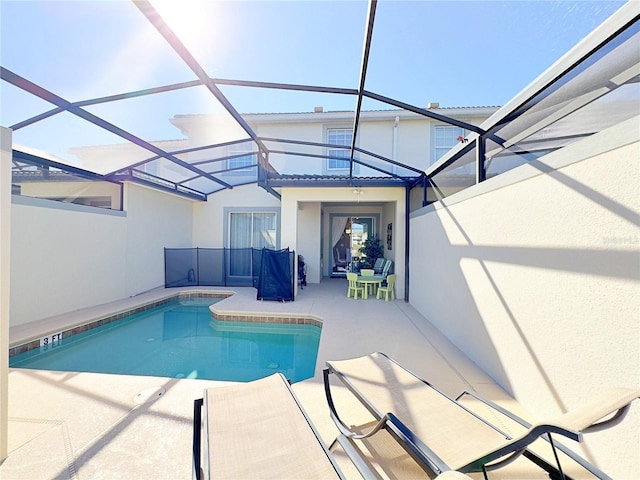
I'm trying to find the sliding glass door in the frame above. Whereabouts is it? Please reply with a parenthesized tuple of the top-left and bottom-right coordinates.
(330, 215, 375, 276)
(229, 211, 277, 277)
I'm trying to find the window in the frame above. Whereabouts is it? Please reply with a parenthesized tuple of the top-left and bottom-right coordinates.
(228, 211, 278, 277)
(434, 125, 465, 164)
(229, 211, 277, 250)
(227, 143, 255, 172)
(327, 128, 352, 170)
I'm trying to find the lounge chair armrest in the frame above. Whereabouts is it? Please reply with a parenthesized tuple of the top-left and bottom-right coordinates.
(549, 387, 640, 434)
(459, 387, 640, 435)
(323, 367, 394, 440)
(457, 389, 534, 428)
(458, 388, 639, 478)
(323, 367, 449, 474)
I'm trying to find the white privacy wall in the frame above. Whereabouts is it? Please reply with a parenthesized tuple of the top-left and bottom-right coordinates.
(1, 127, 12, 460)
(408, 117, 639, 477)
(124, 183, 193, 293)
(10, 183, 193, 326)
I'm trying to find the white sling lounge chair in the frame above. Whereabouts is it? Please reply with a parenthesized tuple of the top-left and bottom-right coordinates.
(323, 352, 639, 479)
(193, 373, 376, 480)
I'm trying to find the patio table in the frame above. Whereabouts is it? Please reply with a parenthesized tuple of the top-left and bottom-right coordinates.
(357, 275, 383, 299)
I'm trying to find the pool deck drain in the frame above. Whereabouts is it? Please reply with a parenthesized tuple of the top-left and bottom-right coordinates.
(133, 386, 166, 405)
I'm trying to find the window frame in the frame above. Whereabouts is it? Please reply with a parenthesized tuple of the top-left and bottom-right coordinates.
(224, 207, 281, 250)
(432, 124, 467, 165)
(227, 143, 256, 174)
(325, 127, 353, 172)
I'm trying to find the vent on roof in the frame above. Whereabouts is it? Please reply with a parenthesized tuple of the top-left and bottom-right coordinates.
(314, 106, 324, 113)
(426, 102, 440, 109)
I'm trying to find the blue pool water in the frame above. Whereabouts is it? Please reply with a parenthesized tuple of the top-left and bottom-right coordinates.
(10, 298, 321, 383)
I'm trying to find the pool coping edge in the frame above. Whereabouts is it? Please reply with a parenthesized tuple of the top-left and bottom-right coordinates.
(9, 289, 324, 357)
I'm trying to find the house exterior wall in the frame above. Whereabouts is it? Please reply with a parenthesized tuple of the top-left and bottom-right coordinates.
(192, 184, 281, 248)
(395, 118, 430, 166)
(1, 126, 12, 460)
(408, 116, 640, 477)
(252, 109, 495, 174)
(8, 107, 492, 322)
(258, 122, 325, 176)
(180, 108, 493, 293)
(124, 183, 193, 292)
(9, 182, 192, 326)
(281, 186, 406, 296)
(296, 202, 322, 284)
(170, 108, 496, 180)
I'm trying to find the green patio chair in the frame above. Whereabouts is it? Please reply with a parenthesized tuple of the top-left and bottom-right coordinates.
(346, 272, 364, 299)
(376, 274, 396, 301)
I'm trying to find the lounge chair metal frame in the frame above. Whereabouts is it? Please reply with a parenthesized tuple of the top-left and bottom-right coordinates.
(193, 372, 378, 480)
(323, 352, 638, 479)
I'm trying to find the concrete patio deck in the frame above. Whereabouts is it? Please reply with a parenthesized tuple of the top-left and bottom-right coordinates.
(2, 279, 602, 479)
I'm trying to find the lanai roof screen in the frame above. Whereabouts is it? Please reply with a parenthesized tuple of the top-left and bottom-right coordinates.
(1, 0, 632, 199)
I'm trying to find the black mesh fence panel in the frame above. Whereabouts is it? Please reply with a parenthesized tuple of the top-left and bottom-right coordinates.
(197, 248, 225, 286)
(256, 248, 294, 301)
(164, 247, 295, 297)
(252, 248, 262, 288)
(164, 248, 198, 287)
(225, 248, 253, 287)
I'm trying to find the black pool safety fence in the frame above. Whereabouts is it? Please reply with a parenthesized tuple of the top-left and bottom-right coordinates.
(164, 247, 295, 302)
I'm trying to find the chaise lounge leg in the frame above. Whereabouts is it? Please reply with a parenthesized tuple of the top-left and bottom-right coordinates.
(192, 398, 203, 480)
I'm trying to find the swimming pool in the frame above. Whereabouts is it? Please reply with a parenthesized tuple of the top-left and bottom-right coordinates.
(9, 297, 322, 383)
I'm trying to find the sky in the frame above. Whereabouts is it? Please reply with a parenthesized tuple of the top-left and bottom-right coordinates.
(0, 0, 629, 161)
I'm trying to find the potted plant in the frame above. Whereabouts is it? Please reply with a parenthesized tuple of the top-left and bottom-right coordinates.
(358, 235, 384, 268)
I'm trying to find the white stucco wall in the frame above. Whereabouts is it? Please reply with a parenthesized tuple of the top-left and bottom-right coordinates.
(123, 183, 194, 293)
(10, 183, 193, 326)
(1, 127, 12, 460)
(296, 202, 322, 284)
(183, 108, 495, 177)
(192, 184, 281, 248)
(409, 116, 640, 477)
(381, 200, 398, 271)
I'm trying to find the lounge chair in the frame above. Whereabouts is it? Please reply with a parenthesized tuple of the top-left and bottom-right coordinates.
(193, 373, 377, 479)
(323, 352, 639, 479)
(372, 257, 385, 274)
(333, 244, 350, 271)
(377, 259, 392, 282)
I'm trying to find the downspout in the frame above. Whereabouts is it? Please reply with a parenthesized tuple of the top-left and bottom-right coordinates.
(392, 116, 399, 174)
(404, 185, 410, 302)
